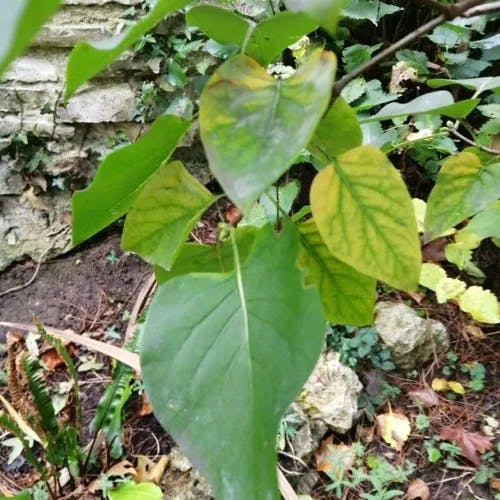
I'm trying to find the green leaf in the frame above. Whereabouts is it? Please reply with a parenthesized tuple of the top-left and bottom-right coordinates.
(362, 91, 479, 122)
(424, 152, 500, 240)
(343, 0, 401, 25)
(309, 97, 362, 162)
(141, 223, 324, 499)
(200, 49, 336, 213)
(310, 145, 421, 290)
(65, 0, 189, 99)
(461, 204, 500, 239)
(187, 6, 317, 66)
(246, 12, 318, 67)
(427, 77, 500, 95)
(108, 482, 163, 500)
(72, 115, 189, 246)
(154, 227, 257, 284)
(419, 263, 447, 292)
(298, 218, 376, 325)
(0, 0, 61, 77)
(342, 43, 381, 73)
(458, 286, 500, 324)
(284, 0, 348, 34)
(122, 161, 215, 270)
(445, 243, 472, 270)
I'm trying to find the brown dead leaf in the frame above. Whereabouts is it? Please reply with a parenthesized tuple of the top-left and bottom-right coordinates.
(404, 291, 425, 305)
(41, 344, 76, 371)
(88, 460, 135, 492)
(315, 436, 354, 477)
(138, 392, 153, 416)
(439, 426, 494, 465)
(135, 455, 169, 484)
(406, 478, 430, 500)
(490, 478, 500, 490)
(422, 237, 448, 262)
(408, 388, 439, 408)
(463, 324, 486, 340)
(225, 204, 241, 224)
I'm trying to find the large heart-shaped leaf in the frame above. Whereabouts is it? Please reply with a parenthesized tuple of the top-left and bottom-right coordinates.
(187, 7, 317, 66)
(0, 0, 61, 77)
(141, 223, 325, 499)
(72, 115, 189, 246)
(284, 0, 348, 34)
(309, 97, 362, 162)
(122, 161, 216, 270)
(424, 152, 500, 240)
(298, 218, 376, 325)
(200, 49, 336, 213)
(460, 203, 500, 240)
(310, 145, 421, 290)
(65, 0, 188, 99)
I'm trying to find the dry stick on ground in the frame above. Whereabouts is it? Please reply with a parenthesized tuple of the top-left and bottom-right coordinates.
(124, 273, 156, 343)
(331, 0, 493, 101)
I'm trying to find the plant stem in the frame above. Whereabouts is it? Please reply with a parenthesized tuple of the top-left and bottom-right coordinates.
(331, 0, 489, 101)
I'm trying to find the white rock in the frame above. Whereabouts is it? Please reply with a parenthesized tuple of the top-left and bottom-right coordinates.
(1, 57, 58, 83)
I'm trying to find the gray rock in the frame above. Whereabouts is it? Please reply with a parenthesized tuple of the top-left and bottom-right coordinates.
(0, 163, 25, 195)
(375, 301, 449, 370)
(1, 56, 58, 83)
(298, 351, 363, 433)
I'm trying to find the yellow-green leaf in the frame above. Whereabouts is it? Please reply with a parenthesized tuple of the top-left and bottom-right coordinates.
(200, 49, 336, 213)
(419, 263, 447, 291)
(435, 277, 466, 304)
(447, 381, 465, 395)
(445, 243, 472, 270)
(310, 145, 421, 290)
(298, 218, 376, 325)
(424, 153, 500, 240)
(413, 198, 427, 233)
(284, 0, 348, 34)
(431, 378, 449, 392)
(458, 286, 500, 324)
(122, 161, 215, 270)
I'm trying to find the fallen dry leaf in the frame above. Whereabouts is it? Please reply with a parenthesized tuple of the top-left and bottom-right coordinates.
(135, 455, 169, 484)
(41, 344, 76, 371)
(463, 324, 486, 340)
(138, 392, 153, 416)
(440, 426, 494, 466)
(408, 388, 439, 408)
(447, 381, 465, 395)
(406, 478, 430, 500)
(225, 204, 241, 224)
(431, 378, 449, 392)
(376, 409, 411, 451)
(490, 478, 500, 490)
(315, 436, 354, 477)
(88, 460, 135, 492)
(422, 237, 448, 262)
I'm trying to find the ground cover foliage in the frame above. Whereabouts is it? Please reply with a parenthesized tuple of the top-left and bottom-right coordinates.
(0, 0, 499, 498)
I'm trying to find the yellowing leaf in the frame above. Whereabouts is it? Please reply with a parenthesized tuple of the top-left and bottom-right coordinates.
(413, 198, 427, 233)
(200, 49, 336, 213)
(376, 410, 411, 451)
(419, 263, 446, 291)
(448, 381, 465, 395)
(458, 286, 500, 324)
(455, 230, 482, 250)
(310, 146, 421, 290)
(431, 378, 450, 392)
(435, 277, 466, 304)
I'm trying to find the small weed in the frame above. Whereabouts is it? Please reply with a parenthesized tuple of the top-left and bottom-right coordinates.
(276, 412, 301, 451)
(415, 413, 430, 431)
(106, 250, 118, 265)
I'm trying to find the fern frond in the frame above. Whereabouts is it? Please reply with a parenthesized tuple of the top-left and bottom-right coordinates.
(36, 321, 82, 432)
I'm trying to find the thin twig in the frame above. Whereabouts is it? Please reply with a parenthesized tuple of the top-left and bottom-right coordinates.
(447, 125, 500, 155)
(463, 0, 500, 17)
(331, 0, 489, 100)
(124, 273, 156, 343)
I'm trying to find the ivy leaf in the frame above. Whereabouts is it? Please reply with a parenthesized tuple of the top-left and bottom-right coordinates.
(72, 115, 189, 246)
(458, 286, 500, 324)
(122, 162, 216, 270)
(141, 223, 324, 499)
(187, 6, 317, 66)
(284, 0, 348, 34)
(298, 218, 376, 325)
(108, 482, 163, 500)
(435, 277, 466, 304)
(0, 0, 61, 77)
(310, 145, 421, 290)
(419, 263, 447, 291)
(200, 49, 336, 213)
(343, 0, 401, 25)
(309, 97, 362, 162)
(65, 0, 189, 99)
(424, 152, 500, 240)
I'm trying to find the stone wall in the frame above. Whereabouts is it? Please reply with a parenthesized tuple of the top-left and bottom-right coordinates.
(0, 0, 175, 271)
